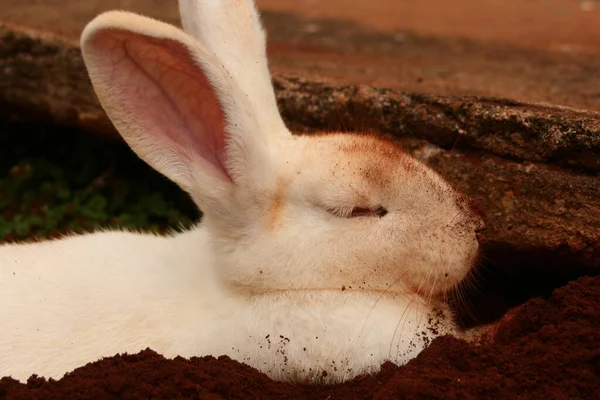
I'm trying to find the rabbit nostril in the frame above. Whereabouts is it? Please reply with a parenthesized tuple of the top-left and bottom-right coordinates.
(458, 196, 487, 232)
(474, 218, 486, 233)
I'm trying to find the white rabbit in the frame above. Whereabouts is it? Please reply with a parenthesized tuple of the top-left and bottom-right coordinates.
(0, 0, 483, 384)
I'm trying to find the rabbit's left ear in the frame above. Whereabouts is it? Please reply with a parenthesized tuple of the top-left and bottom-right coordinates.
(81, 12, 279, 205)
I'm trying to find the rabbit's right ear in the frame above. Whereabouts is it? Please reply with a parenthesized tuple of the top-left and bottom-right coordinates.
(178, 0, 289, 140)
(81, 11, 279, 208)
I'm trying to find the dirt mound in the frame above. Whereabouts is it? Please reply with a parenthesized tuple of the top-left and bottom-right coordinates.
(2, 275, 599, 400)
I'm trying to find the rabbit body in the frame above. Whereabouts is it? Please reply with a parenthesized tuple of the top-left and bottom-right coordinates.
(0, 227, 450, 383)
(0, 0, 482, 384)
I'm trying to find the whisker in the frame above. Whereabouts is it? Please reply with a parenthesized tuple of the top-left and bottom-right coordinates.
(450, 130, 463, 152)
(331, 169, 363, 199)
(447, 211, 462, 227)
(412, 268, 433, 331)
(453, 277, 478, 323)
(388, 297, 415, 358)
(359, 272, 409, 335)
(428, 275, 439, 305)
(334, 102, 348, 133)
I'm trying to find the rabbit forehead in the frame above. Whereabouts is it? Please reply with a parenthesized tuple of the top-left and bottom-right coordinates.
(278, 133, 454, 205)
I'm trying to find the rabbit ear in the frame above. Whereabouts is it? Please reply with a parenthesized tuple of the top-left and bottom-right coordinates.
(81, 11, 278, 204)
(178, 0, 290, 139)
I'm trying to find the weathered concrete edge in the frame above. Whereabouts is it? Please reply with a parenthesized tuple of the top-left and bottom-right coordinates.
(275, 77, 600, 175)
(1, 23, 599, 270)
(2, 23, 600, 174)
(0, 23, 113, 134)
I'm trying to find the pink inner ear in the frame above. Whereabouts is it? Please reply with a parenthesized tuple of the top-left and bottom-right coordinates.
(100, 31, 231, 182)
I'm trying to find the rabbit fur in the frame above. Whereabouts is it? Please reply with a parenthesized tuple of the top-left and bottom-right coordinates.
(0, 0, 483, 384)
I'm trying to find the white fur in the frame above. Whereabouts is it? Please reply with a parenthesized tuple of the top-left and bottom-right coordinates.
(0, 0, 483, 384)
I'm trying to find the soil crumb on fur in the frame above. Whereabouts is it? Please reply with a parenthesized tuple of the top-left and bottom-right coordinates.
(1, 275, 599, 400)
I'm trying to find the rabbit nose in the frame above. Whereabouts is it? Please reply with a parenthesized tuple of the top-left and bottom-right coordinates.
(459, 196, 486, 232)
(474, 217, 486, 233)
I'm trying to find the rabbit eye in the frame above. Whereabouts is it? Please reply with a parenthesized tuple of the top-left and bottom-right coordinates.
(350, 206, 388, 218)
(322, 205, 388, 219)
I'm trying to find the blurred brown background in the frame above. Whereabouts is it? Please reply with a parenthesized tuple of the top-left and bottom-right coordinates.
(3, 0, 600, 111)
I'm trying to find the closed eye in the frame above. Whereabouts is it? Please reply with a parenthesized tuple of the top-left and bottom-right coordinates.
(350, 206, 388, 218)
(323, 205, 388, 218)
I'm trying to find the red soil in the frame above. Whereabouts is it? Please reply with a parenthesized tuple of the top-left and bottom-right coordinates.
(2, 275, 599, 400)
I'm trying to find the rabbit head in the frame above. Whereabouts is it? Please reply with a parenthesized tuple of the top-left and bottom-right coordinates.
(81, 0, 482, 304)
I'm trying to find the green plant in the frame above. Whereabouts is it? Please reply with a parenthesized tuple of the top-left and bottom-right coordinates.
(0, 121, 200, 242)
